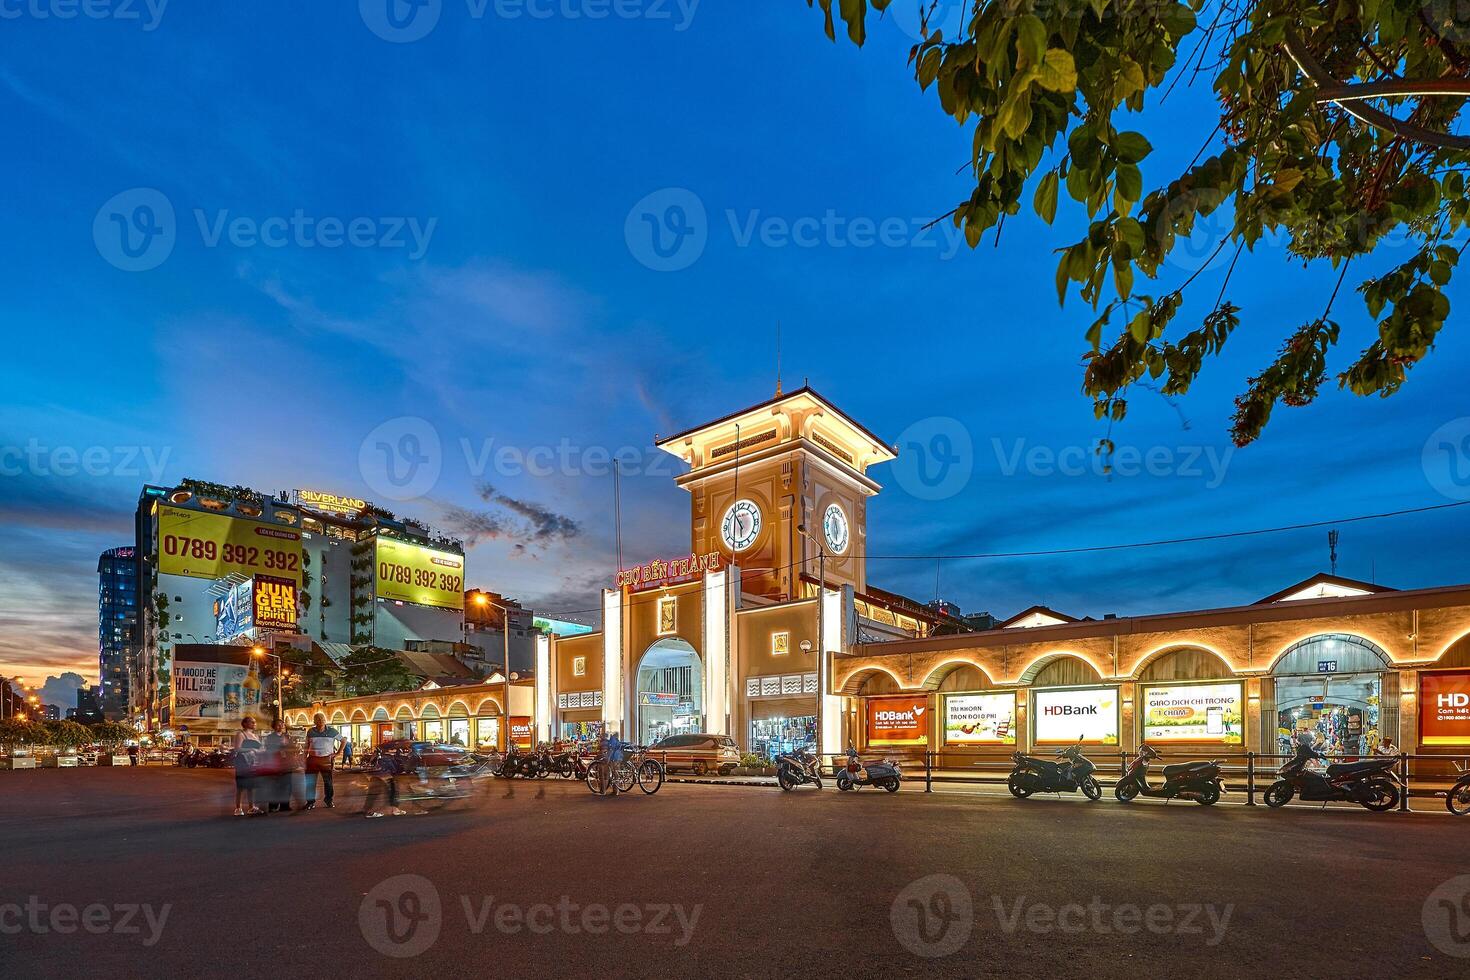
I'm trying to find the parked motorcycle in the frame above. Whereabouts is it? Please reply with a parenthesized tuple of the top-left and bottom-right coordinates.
(553, 747, 590, 780)
(498, 744, 542, 779)
(1114, 743, 1223, 805)
(1448, 763, 1470, 816)
(1007, 742, 1103, 801)
(1264, 744, 1400, 812)
(836, 744, 901, 792)
(775, 747, 822, 791)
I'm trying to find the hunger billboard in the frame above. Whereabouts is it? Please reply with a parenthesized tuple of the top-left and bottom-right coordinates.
(867, 695, 930, 746)
(944, 693, 1016, 745)
(252, 575, 298, 633)
(1421, 671, 1470, 746)
(374, 537, 466, 611)
(157, 505, 303, 586)
(1033, 687, 1120, 744)
(1142, 683, 1244, 743)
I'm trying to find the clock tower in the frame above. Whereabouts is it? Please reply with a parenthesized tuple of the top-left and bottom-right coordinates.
(655, 386, 896, 602)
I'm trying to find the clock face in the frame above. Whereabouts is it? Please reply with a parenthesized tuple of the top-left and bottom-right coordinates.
(823, 503, 850, 554)
(720, 499, 762, 552)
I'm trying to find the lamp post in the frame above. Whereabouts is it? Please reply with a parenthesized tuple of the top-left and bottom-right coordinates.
(796, 523, 828, 771)
(251, 645, 283, 720)
(473, 594, 513, 751)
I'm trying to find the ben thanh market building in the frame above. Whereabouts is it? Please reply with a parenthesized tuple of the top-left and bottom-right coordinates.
(298, 386, 1470, 765)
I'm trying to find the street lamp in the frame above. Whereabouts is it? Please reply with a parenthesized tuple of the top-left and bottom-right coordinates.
(796, 523, 829, 772)
(472, 593, 513, 751)
(251, 646, 283, 719)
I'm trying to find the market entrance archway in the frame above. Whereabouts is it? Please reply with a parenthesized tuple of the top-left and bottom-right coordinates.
(636, 638, 703, 745)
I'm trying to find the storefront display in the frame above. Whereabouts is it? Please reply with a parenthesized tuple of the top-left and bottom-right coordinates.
(750, 715, 815, 758)
(559, 720, 604, 743)
(473, 718, 500, 752)
(867, 695, 930, 746)
(1421, 670, 1470, 746)
(1141, 682, 1244, 743)
(448, 717, 470, 747)
(422, 719, 444, 743)
(1275, 675, 1382, 756)
(943, 693, 1016, 745)
(1033, 687, 1119, 744)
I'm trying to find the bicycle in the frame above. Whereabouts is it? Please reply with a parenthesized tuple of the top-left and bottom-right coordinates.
(627, 745, 665, 795)
(585, 756, 636, 795)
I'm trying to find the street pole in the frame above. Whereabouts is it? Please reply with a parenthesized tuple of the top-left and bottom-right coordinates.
(475, 595, 514, 751)
(798, 524, 828, 773)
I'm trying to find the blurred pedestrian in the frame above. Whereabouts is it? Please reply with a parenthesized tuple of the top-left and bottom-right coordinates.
(364, 743, 405, 818)
(232, 717, 262, 816)
(303, 713, 341, 810)
(261, 718, 291, 813)
(341, 736, 354, 768)
(127, 743, 138, 766)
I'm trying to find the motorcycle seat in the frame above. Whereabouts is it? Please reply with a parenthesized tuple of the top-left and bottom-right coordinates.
(1162, 761, 1213, 777)
(1326, 759, 1393, 777)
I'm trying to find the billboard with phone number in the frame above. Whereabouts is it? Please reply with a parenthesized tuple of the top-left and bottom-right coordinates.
(1142, 682, 1244, 743)
(1421, 670, 1470, 746)
(1033, 687, 1119, 744)
(374, 537, 466, 611)
(157, 505, 302, 585)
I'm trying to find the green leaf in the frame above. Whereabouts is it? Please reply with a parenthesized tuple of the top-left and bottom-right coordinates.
(1113, 261, 1134, 300)
(1115, 163, 1143, 206)
(1035, 49, 1078, 93)
(1034, 171, 1060, 223)
(1015, 15, 1047, 68)
(1112, 131, 1152, 164)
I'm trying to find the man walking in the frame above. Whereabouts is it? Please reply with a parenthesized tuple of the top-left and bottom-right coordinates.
(303, 712, 342, 810)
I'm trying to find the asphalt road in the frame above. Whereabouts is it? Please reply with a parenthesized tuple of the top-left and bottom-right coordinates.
(4, 768, 1470, 978)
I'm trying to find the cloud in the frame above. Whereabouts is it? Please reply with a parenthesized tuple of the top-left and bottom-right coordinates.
(39, 672, 87, 710)
(478, 483, 580, 543)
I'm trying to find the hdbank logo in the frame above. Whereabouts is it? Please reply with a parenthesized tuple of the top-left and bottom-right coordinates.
(93, 188, 176, 272)
(360, 0, 442, 42)
(625, 188, 707, 272)
(1423, 418, 1470, 501)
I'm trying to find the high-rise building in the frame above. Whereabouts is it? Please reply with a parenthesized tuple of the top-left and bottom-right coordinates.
(97, 546, 140, 720)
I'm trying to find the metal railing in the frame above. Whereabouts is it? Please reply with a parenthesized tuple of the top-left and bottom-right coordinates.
(910, 749, 1469, 813)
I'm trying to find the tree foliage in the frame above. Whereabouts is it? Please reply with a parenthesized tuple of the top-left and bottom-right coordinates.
(806, 0, 1469, 444)
(0, 719, 48, 748)
(88, 721, 140, 747)
(336, 647, 419, 698)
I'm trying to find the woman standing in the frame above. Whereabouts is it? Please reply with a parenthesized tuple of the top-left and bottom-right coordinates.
(232, 716, 263, 816)
(261, 718, 291, 813)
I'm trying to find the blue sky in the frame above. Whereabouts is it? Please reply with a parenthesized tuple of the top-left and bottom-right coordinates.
(2, 0, 1467, 695)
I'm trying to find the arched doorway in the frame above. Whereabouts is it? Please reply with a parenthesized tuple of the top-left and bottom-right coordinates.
(1270, 634, 1395, 756)
(636, 638, 703, 744)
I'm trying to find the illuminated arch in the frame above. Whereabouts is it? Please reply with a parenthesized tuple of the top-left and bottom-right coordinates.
(329, 709, 348, 724)
(1433, 629, 1470, 667)
(836, 663, 909, 696)
(350, 708, 368, 722)
(918, 658, 996, 691)
(1130, 644, 1238, 681)
(471, 694, 503, 716)
(371, 707, 390, 722)
(445, 699, 471, 717)
(393, 704, 415, 721)
(1018, 651, 1106, 686)
(418, 702, 442, 720)
(1268, 632, 1393, 674)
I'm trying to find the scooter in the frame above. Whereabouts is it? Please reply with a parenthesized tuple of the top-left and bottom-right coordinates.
(1007, 742, 1103, 801)
(775, 747, 822, 791)
(1448, 763, 1470, 816)
(836, 744, 901, 792)
(497, 744, 539, 778)
(1264, 744, 1400, 812)
(1114, 743, 1224, 805)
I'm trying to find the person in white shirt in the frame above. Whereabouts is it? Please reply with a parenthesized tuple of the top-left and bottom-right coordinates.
(303, 713, 342, 810)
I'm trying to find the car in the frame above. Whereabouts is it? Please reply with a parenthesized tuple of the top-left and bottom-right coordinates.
(367, 740, 474, 770)
(648, 733, 741, 776)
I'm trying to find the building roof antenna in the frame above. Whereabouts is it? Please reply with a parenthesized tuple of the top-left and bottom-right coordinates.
(775, 321, 783, 397)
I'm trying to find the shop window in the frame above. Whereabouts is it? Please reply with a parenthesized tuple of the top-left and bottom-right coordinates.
(474, 718, 500, 750)
(1271, 634, 1395, 755)
(448, 718, 470, 747)
(750, 716, 815, 759)
(422, 720, 445, 743)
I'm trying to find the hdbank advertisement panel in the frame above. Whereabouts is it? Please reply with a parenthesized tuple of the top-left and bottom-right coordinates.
(374, 537, 466, 611)
(943, 693, 1017, 745)
(867, 695, 930, 746)
(1142, 683, 1244, 743)
(1033, 687, 1120, 744)
(1421, 670, 1470, 746)
(156, 505, 303, 586)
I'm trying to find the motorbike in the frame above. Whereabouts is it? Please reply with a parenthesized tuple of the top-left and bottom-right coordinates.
(553, 747, 590, 780)
(1448, 763, 1470, 816)
(497, 744, 542, 779)
(1264, 745, 1400, 812)
(836, 744, 901, 792)
(1114, 743, 1224, 805)
(775, 747, 822, 791)
(1007, 742, 1103, 801)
